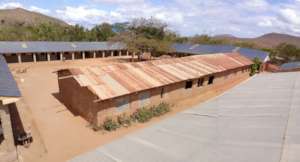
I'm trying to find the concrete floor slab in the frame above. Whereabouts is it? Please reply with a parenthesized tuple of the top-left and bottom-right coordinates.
(69, 72, 300, 162)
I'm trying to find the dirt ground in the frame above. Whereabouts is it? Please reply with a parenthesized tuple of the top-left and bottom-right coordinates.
(8, 57, 248, 162)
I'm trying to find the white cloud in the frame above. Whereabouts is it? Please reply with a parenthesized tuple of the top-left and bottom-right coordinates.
(56, 6, 108, 25)
(279, 8, 300, 25)
(0, 2, 23, 9)
(1, 0, 300, 37)
(29, 6, 50, 14)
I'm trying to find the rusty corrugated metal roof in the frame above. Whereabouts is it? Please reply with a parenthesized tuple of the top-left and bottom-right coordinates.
(66, 53, 252, 101)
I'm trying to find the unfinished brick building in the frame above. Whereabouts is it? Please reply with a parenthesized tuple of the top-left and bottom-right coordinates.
(57, 53, 253, 127)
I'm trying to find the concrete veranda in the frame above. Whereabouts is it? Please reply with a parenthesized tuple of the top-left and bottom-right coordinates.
(70, 72, 300, 162)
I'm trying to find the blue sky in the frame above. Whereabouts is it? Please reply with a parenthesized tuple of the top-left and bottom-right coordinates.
(1, 0, 300, 37)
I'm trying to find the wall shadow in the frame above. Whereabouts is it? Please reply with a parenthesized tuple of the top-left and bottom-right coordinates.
(52, 92, 79, 116)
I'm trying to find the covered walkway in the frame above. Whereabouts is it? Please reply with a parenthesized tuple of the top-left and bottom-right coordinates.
(70, 72, 300, 162)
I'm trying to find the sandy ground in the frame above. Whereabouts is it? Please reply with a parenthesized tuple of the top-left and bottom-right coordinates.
(8, 57, 247, 162)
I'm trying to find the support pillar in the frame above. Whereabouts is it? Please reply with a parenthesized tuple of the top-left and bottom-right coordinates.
(0, 105, 15, 152)
(60, 52, 63, 61)
(93, 51, 96, 58)
(33, 53, 37, 62)
(72, 52, 75, 60)
(102, 51, 105, 58)
(126, 51, 129, 56)
(111, 51, 114, 57)
(82, 52, 86, 59)
(47, 53, 50, 61)
(119, 51, 122, 56)
(17, 53, 22, 63)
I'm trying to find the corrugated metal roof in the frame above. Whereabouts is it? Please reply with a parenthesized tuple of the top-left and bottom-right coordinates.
(280, 62, 300, 70)
(0, 55, 21, 97)
(0, 41, 126, 54)
(64, 53, 252, 101)
(172, 43, 269, 62)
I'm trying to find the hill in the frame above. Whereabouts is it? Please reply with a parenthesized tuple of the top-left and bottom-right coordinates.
(0, 8, 68, 27)
(214, 33, 300, 48)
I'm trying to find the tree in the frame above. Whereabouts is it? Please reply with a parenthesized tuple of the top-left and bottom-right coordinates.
(90, 23, 115, 41)
(234, 41, 256, 48)
(112, 22, 129, 33)
(189, 34, 227, 45)
(66, 24, 88, 41)
(110, 18, 173, 57)
(272, 43, 300, 63)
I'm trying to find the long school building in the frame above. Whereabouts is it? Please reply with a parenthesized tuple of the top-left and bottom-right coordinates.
(57, 53, 253, 127)
(0, 42, 128, 63)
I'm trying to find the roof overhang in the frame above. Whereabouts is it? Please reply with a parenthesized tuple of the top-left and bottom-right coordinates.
(0, 96, 20, 105)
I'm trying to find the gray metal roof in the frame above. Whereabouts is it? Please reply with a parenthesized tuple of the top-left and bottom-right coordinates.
(69, 72, 300, 162)
(0, 55, 21, 97)
(172, 43, 270, 62)
(0, 41, 126, 54)
(280, 61, 300, 70)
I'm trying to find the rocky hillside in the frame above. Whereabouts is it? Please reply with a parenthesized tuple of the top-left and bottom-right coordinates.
(0, 8, 68, 27)
(214, 33, 300, 48)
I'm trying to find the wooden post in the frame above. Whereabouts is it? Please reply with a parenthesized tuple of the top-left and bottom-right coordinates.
(102, 51, 105, 58)
(119, 51, 122, 56)
(33, 53, 37, 62)
(93, 51, 96, 58)
(111, 51, 114, 57)
(72, 52, 75, 60)
(126, 51, 129, 56)
(60, 52, 63, 61)
(17, 54, 22, 63)
(47, 53, 50, 61)
(82, 52, 85, 59)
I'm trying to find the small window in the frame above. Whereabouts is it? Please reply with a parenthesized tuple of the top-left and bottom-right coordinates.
(185, 80, 193, 89)
(116, 97, 129, 112)
(197, 78, 204, 87)
(160, 88, 165, 98)
(208, 76, 215, 85)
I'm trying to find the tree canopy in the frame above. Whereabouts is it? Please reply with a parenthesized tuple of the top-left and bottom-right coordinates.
(110, 18, 175, 56)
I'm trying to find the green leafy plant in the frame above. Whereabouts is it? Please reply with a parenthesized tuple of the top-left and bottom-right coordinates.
(150, 102, 170, 117)
(131, 107, 153, 123)
(103, 118, 119, 131)
(250, 57, 262, 76)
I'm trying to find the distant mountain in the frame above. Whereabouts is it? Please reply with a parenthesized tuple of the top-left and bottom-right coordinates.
(214, 33, 300, 48)
(0, 8, 69, 27)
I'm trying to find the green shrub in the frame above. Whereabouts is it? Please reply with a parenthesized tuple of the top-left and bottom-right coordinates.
(250, 57, 262, 76)
(117, 114, 132, 127)
(131, 107, 153, 123)
(103, 118, 119, 131)
(131, 103, 171, 123)
(151, 102, 170, 117)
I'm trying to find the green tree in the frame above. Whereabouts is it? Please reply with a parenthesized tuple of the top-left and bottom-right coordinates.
(272, 43, 300, 63)
(69, 24, 88, 41)
(189, 34, 227, 45)
(250, 57, 262, 76)
(110, 18, 173, 57)
(90, 23, 115, 41)
(234, 41, 256, 48)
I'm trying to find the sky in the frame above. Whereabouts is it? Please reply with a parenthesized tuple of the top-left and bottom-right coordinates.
(0, 0, 300, 37)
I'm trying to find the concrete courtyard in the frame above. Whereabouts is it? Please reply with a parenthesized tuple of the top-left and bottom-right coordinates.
(70, 72, 300, 162)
